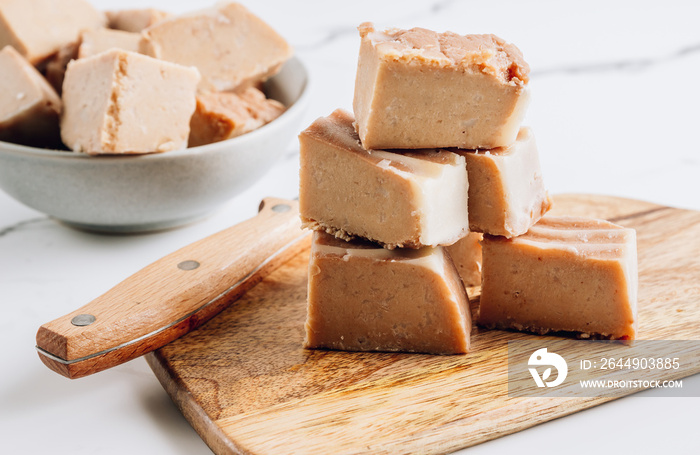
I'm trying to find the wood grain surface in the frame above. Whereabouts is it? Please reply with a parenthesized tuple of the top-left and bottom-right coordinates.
(146, 194, 700, 454)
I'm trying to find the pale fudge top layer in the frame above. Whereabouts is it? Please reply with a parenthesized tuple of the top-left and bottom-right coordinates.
(494, 216, 637, 260)
(359, 22, 529, 86)
(313, 229, 437, 261)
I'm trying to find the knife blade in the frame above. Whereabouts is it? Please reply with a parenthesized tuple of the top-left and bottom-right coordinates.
(36, 197, 310, 379)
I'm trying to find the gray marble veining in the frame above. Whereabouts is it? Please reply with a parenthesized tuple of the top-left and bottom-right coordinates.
(532, 41, 700, 78)
(0, 217, 49, 238)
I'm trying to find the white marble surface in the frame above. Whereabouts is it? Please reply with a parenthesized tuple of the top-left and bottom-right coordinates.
(2, 0, 699, 453)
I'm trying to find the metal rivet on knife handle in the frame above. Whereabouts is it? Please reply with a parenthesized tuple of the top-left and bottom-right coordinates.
(272, 204, 291, 213)
(71, 314, 96, 327)
(178, 260, 200, 271)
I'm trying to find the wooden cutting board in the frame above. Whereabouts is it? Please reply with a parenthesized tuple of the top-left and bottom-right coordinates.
(146, 194, 700, 454)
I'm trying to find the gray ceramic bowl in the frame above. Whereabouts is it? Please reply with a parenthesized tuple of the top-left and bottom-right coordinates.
(0, 56, 309, 233)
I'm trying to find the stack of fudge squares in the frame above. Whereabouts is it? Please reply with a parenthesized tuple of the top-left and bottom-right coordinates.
(299, 23, 638, 355)
(0, 0, 289, 153)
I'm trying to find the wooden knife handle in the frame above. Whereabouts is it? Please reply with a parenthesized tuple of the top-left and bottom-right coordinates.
(36, 198, 310, 379)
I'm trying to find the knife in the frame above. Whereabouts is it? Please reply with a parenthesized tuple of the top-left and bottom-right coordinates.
(36, 197, 310, 379)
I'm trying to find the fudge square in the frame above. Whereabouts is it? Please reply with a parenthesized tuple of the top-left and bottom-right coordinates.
(0, 0, 105, 65)
(299, 109, 469, 249)
(479, 216, 638, 340)
(106, 8, 171, 33)
(0, 45, 61, 148)
(45, 29, 141, 95)
(61, 49, 200, 155)
(353, 23, 530, 150)
(452, 127, 551, 238)
(78, 28, 141, 59)
(140, 2, 292, 92)
(304, 231, 471, 355)
(446, 231, 482, 287)
(43, 41, 79, 95)
(189, 87, 285, 147)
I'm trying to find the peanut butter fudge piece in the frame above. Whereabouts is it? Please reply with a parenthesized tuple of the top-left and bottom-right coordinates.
(0, 0, 105, 65)
(61, 49, 200, 155)
(305, 231, 471, 354)
(78, 29, 141, 59)
(446, 232, 482, 287)
(353, 23, 530, 150)
(479, 216, 638, 340)
(299, 109, 469, 249)
(0, 46, 61, 148)
(140, 2, 292, 92)
(45, 29, 141, 94)
(453, 127, 551, 237)
(107, 8, 171, 33)
(189, 87, 285, 147)
(43, 41, 79, 95)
